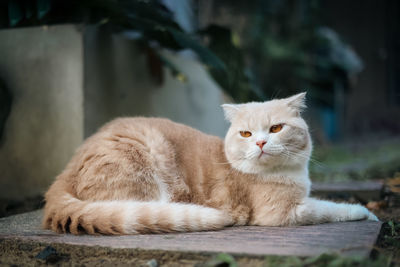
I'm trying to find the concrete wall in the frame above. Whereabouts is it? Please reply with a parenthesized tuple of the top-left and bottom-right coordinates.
(0, 24, 228, 201)
(83, 27, 228, 138)
(150, 50, 229, 136)
(0, 25, 84, 200)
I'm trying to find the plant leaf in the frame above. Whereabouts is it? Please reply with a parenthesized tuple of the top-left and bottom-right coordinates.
(203, 253, 237, 267)
(158, 53, 187, 83)
(37, 0, 51, 19)
(167, 27, 226, 71)
(8, 0, 23, 27)
(24, 2, 34, 19)
(388, 220, 397, 236)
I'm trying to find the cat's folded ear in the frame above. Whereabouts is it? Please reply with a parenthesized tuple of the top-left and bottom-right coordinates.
(285, 92, 307, 114)
(221, 104, 241, 122)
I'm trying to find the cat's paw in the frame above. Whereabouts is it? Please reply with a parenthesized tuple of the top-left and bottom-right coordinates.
(347, 204, 372, 221)
(367, 211, 379, 221)
(347, 205, 379, 221)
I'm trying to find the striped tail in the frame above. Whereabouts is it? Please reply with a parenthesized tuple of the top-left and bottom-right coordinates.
(43, 193, 232, 235)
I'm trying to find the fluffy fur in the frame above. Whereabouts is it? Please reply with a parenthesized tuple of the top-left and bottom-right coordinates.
(43, 93, 377, 235)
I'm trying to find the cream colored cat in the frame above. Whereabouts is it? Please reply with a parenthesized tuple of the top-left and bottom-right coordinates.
(43, 93, 377, 235)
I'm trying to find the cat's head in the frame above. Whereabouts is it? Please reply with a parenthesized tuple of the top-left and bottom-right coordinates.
(222, 92, 312, 174)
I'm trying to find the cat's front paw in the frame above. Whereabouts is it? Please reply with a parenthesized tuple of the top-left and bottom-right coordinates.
(346, 205, 370, 221)
(347, 205, 379, 222)
(367, 211, 379, 221)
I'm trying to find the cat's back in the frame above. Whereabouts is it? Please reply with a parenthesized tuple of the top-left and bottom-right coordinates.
(97, 117, 220, 144)
(74, 117, 225, 172)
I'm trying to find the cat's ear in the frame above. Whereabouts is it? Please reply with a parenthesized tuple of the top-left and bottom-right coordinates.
(285, 92, 307, 114)
(221, 104, 240, 122)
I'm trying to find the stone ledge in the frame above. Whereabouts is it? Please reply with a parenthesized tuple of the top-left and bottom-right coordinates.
(311, 180, 384, 202)
(0, 210, 382, 258)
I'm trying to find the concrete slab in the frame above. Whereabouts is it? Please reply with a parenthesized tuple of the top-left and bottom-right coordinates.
(0, 210, 381, 258)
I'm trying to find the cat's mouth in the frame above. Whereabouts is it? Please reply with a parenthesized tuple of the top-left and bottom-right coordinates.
(258, 151, 273, 159)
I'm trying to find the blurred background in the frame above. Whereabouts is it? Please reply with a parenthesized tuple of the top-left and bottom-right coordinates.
(0, 0, 399, 216)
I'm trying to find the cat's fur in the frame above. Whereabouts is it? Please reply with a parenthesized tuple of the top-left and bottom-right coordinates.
(43, 93, 377, 235)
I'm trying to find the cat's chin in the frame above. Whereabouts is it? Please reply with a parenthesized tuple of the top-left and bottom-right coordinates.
(231, 158, 283, 174)
(258, 151, 285, 161)
(230, 155, 307, 175)
(257, 151, 283, 163)
(258, 151, 273, 158)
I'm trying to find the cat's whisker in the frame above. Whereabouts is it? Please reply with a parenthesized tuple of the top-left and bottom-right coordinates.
(283, 146, 325, 166)
(246, 150, 260, 159)
(281, 149, 308, 159)
(280, 148, 325, 168)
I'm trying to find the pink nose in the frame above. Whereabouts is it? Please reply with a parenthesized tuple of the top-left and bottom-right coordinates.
(256, 140, 267, 149)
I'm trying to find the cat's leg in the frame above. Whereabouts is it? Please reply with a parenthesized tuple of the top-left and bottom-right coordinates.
(294, 197, 378, 225)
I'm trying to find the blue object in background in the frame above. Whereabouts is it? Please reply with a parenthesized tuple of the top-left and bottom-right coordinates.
(321, 107, 338, 141)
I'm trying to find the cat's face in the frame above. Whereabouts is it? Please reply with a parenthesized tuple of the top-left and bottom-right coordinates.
(222, 93, 312, 174)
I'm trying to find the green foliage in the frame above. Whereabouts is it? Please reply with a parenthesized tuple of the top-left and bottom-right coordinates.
(310, 140, 400, 182)
(2, 0, 227, 88)
(157, 52, 186, 82)
(243, 0, 362, 104)
(384, 220, 400, 249)
(202, 253, 238, 267)
(264, 255, 303, 267)
(6, 0, 51, 26)
(2, 0, 361, 102)
(199, 25, 262, 102)
(168, 26, 226, 71)
(37, 0, 50, 19)
(263, 253, 391, 267)
(388, 220, 398, 236)
(7, 0, 23, 26)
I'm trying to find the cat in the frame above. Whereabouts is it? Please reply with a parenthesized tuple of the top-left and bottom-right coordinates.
(43, 92, 378, 235)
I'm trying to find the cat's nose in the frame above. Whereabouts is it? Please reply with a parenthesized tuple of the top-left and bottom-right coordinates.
(256, 140, 267, 149)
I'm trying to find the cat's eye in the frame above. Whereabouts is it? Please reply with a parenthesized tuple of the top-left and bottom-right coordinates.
(270, 124, 283, 133)
(240, 131, 252, 138)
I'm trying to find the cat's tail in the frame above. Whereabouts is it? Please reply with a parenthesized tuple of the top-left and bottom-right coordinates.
(43, 192, 232, 235)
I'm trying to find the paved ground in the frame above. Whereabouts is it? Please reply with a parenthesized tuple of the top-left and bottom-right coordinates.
(0, 210, 382, 260)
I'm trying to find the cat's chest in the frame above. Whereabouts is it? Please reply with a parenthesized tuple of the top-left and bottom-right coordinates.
(249, 179, 306, 207)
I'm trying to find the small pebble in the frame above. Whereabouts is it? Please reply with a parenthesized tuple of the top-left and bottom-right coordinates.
(146, 259, 158, 267)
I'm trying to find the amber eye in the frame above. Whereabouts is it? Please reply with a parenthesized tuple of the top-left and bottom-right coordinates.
(270, 124, 283, 133)
(240, 131, 252, 138)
